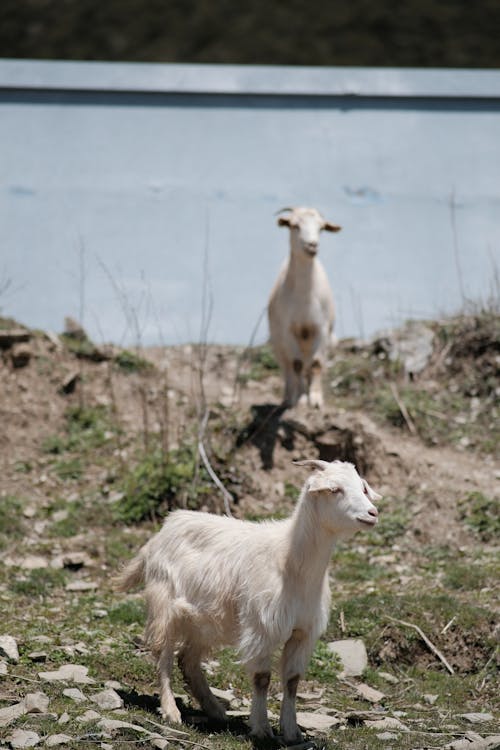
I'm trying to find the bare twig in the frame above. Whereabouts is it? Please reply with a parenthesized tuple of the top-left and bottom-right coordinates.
(389, 382, 417, 435)
(198, 410, 233, 517)
(340, 609, 346, 634)
(441, 616, 456, 635)
(449, 188, 466, 304)
(387, 616, 454, 675)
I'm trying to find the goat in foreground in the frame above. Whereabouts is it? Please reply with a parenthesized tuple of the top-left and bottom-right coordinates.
(268, 206, 341, 408)
(115, 459, 380, 743)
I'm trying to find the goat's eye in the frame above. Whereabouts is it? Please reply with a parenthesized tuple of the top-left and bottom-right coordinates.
(363, 483, 368, 495)
(331, 486, 341, 494)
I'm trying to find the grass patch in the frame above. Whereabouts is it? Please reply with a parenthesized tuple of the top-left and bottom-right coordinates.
(458, 491, 500, 542)
(116, 442, 212, 523)
(10, 567, 67, 596)
(237, 345, 279, 385)
(114, 348, 153, 373)
(42, 405, 117, 455)
(0, 496, 25, 548)
(109, 599, 146, 626)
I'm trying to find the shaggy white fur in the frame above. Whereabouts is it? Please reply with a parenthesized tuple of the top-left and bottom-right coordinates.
(268, 206, 341, 408)
(116, 459, 380, 743)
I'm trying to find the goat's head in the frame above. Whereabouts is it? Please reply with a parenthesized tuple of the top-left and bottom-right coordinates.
(294, 459, 381, 537)
(276, 207, 341, 258)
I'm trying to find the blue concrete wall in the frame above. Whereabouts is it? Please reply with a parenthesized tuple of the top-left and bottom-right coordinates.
(1, 60, 499, 345)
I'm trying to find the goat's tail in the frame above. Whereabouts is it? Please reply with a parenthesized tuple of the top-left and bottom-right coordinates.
(113, 552, 146, 592)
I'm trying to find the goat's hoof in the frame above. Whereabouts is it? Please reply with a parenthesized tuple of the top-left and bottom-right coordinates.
(282, 727, 303, 745)
(249, 723, 274, 739)
(206, 703, 227, 722)
(159, 705, 182, 724)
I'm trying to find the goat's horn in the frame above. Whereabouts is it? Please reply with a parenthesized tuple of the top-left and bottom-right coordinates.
(293, 459, 330, 471)
(274, 207, 294, 216)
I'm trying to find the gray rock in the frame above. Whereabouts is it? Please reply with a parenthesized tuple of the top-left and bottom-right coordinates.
(0, 660, 8, 675)
(461, 713, 495, 724)
(76, 710, 101, 723)
(57, 713, 70, 725)
(376, 732, 400, 741)
(45, 735, 74, 747)
(65, 580, 98, 592)
(62, 688, 87, 703)
(27, 652, 47, 663)
(295, 711, 341, 731)
(7, 729, 40, 748)
(354, 683, 385, 704)
(97, 718, 148, 735)
(0, 635, 19, 662)
(424, 693, 439, 705)
(378, 671, 399, 685)
(0, 702, 26, 728)
(24, 692, 50, 714)
(39, 664, 94, 684)
(327, 638, 368, 677)
(365, 717, 409, 732)
(90, 689, 123, 711)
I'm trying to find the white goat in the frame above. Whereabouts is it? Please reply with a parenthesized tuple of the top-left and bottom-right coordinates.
(268, 206, 341, 408)
(116, 459, 380, 743)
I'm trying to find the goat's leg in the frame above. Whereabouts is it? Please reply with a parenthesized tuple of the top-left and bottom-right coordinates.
(308, 358, 324, 408)
(280, 629, 315, 743)
(157, 645, 182, 724)
(246, 657, 274, 738)
(178, 647, 226, 721)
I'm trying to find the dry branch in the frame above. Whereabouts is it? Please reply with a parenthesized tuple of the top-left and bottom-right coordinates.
(387, 616, 454, 675)
(389, 383, 417, 435)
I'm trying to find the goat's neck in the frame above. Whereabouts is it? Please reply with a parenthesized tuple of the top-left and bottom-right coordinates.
(284, 493, 336, 585)
(286, 241, 316, 289)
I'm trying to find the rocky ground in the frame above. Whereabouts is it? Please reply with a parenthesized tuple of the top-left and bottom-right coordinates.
(0, 310, 498, 750)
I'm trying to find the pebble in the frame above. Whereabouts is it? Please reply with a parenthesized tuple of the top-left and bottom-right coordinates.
(7, 729, 41, 747)
(77, 709, 102, 723)
(63, 688, 87, 703)
(378, 671, 399, 685)
(424, 693, 439, 705)
(27, 651, 47, 663)
(376, 732, 400, 741)
(295, 711, 342, 731)
(45, 735, 74, 747)
(354, 682, 385, 704)
(65, 580, 98, 592)
(58, 712, 70, 725)
(327, 638, 368, 677)
(460, 713, 495, 724)
(0, 634, 19, 662)
(0, 702, 26, 728)
(24, 692, 50, 714)
(0, 659, 8, 675)
(91, 688, 124, 710)
(365, 717, 409, 732)
(39, 664, 95, 684)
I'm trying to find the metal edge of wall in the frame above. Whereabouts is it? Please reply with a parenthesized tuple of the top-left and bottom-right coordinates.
(1, 58, 500, 100)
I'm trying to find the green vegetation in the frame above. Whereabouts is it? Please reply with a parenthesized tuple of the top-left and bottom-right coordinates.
(42, 405, 117, 455)
(11, 567, 67, 596)
(114, 348, 153, 373)
(0, 495, 26, 550)
(327, 312, 500, 454)
(117, 442, 212, 522)
(237, 345, 279, 385)
(458, 491, 500, 542)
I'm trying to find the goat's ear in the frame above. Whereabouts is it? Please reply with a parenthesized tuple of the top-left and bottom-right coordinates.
(363, 479, 382, 502)
(323, 222, 342, 233)
(293, 459, 329, 471)
(277, 216, 291, 227)
(308, 474, 340, 494)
